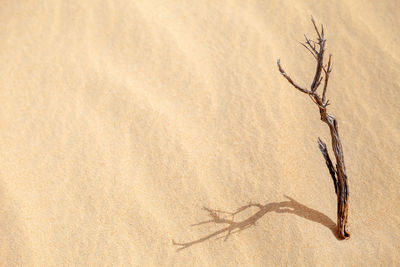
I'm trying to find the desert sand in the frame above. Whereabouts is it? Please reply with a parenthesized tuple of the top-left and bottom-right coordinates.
(0, 1, 399, 266)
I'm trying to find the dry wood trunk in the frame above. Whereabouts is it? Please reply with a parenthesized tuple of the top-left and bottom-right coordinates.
(277, 17, 350, 239)
(320, 109, 350, 239)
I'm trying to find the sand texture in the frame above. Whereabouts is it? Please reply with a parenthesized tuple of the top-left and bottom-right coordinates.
(1, 1, 399, 266)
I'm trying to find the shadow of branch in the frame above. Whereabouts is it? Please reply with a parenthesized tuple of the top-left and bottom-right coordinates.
(172, 195, 338, 251)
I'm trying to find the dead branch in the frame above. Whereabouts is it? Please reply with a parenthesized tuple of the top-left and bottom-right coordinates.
(277, 17, 350, 239)
(277, 59, 310, 94)
(318, 138, 338, 194)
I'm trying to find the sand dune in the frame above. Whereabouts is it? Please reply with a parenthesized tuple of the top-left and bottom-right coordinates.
(0, 1, 399, 266)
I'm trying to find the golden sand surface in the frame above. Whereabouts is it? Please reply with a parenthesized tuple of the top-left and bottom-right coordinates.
(0, 1, 399, 266)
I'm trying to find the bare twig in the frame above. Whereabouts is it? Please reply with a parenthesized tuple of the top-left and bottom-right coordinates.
(277, 59, 310, 94)
(311, 16, 322, 39)
(322, 54, 332, 105)
(300, 42, 317, 59)
(304, 34, 319, 55)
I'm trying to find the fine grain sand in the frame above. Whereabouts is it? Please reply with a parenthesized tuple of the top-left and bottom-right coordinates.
(1, 1, 399, 266)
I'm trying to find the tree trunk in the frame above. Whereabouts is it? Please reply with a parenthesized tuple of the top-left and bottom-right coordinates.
(321, 110, 350, 239)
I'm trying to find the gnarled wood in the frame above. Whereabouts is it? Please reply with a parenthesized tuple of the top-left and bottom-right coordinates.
(277, 17, 350, 239)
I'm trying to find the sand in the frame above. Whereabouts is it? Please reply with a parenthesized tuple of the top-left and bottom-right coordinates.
(0, 1, 399, 266)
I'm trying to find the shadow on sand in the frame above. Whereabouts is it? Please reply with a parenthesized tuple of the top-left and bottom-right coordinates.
(173, 195, 338, 251)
